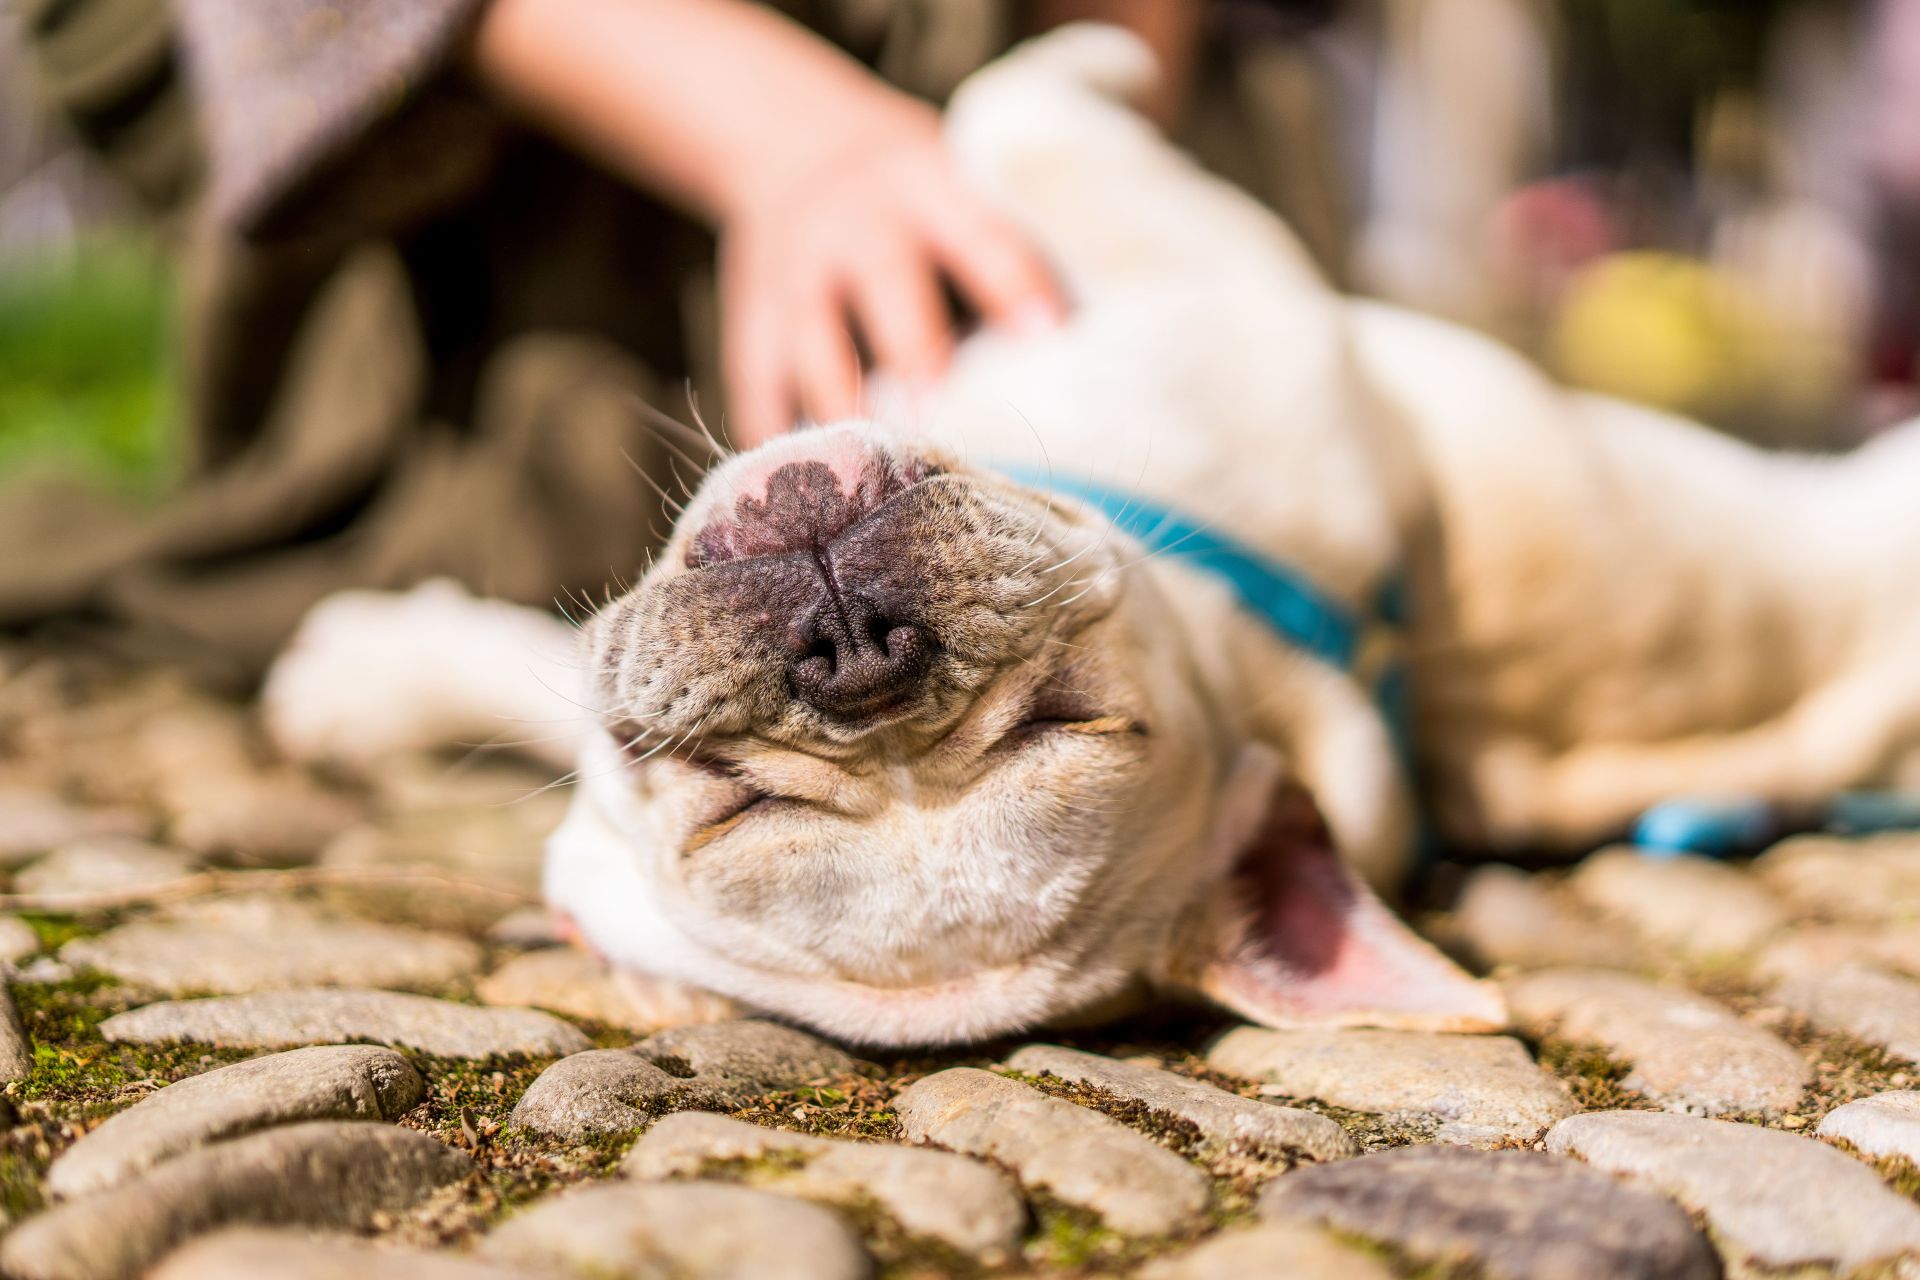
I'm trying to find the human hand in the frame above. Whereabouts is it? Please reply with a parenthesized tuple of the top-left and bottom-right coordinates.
(474, 0, 1069, 447)
(718, 105, 1066, 448)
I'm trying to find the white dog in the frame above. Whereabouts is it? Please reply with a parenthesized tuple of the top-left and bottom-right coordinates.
(264, 28, 1920, 1047)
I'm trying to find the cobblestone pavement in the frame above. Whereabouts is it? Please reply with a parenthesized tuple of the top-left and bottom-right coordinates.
(5, 650, 1920, 1278)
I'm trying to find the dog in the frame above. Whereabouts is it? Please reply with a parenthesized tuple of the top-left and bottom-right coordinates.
(263, 27, 1920, 1046)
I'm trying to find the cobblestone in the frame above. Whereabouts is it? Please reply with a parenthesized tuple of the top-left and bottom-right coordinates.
(99, 989, 590, 1058)
(893, 1067, 1210, 1235)
(1504, 967, 1807, 1113)
(478, 1180, 871, 1280)
(1547, 1109, 1920, 1271)
(625, 1111, 1025, 1257)
(1002, 1043, 1354, 1168)
(1261, 1145, 1718, 1280)
(1206, 1027, 1576, 1145)
(0, 1123, 470, 1280)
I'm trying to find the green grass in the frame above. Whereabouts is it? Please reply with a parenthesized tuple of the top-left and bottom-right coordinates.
(0, 238, 178, 485)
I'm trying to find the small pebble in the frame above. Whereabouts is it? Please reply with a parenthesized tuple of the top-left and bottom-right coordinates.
(1206, 1027, 1575, 1145)
(99, 989, 589, 1059)
(0, 1122, 470, 1280)
(1771, 965, 1920, 1064)
(1503, 967, 1807, 1114)
(1448, 864, 1640, 971)
(1569, 848, 1786, 960)
(633, 1020, 855, 1097)
(148, 1229, 537, 1280)
(893, 1068, 1209, 1235)
(476, 949, 734, 1033)
(64, 897, 481, 996)
(1547, 1109, 1920, 1271)
(1817, 1090, 1920, 1162)
(1140, 1222, 1396, 1280)
(479, 1180, 871, 1280)
(1002, 1043, 1354, 1168)
(510, 1049, 720, 1140)
(625, 1112, 1024, 1257)
(1261, 1145, 1718, 1280)
(13, 838, 199, 899)
(49, 1045, 424, 1197)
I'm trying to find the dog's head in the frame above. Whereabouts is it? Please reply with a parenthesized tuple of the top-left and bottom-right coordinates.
(549, 422, 1501, 1044)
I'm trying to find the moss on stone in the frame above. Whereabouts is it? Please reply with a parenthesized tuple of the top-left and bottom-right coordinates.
(0, 1133, 53, 1228)
(1022, 1195, 1155, 1273)
(1325, 1227, 1488, 1280)
(1824, 1136, 1920, 1203)
(1531, 1037, 1650, 1112)
(399, 1054, 553, 1144)
(995, 1068, 1211, 1165)
(14, 913, 104, 954)
(729, 1070, 905, 1143)
(682, 1149, 817, 1182)
(9, 974, 251, 1110)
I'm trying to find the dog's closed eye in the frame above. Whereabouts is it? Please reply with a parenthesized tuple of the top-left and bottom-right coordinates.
(684, 779, 778, 855)
(1006, 677, 1147, 744)
(1014, 713, 1143, 738)
(677, 755, 784, 855)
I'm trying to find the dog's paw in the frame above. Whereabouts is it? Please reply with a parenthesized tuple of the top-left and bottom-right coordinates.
(262, 580, 486, 767)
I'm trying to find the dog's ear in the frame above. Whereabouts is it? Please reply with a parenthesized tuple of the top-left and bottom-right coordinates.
(1159, 775, 1507, 1031)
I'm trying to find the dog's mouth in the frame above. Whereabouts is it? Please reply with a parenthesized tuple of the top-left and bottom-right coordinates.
(662, 674, 1150, 860)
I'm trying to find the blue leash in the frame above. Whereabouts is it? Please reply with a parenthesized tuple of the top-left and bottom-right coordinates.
(996, 465, 1368, 670)
(1632, 792, 1920, 860)
(998, 464, 1415, 776)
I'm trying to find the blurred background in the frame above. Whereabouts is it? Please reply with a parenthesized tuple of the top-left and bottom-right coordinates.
(1, 0, 1918, 677)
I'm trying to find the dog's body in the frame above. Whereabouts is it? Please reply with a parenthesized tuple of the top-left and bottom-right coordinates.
(266, 29, 1920, 1045)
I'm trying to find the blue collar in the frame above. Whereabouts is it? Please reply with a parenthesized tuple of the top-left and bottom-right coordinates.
(998, 465, 1364, 669)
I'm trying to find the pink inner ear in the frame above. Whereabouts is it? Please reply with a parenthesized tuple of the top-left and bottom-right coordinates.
(1203, 783, 1507, 1032)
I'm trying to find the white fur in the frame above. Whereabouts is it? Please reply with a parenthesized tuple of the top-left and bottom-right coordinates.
(267, 26, 1920, 1040)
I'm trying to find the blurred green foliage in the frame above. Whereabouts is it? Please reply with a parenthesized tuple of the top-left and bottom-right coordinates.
(0, 238, 177, 485)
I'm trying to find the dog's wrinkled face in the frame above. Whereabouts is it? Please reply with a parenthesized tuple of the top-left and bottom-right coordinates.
(552, 422, 1500, 1044)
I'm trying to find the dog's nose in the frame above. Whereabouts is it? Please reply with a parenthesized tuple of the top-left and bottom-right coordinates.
(688, 445, 930, 569)
(789, 595, 935, 716)
(684, 431, 946, 717)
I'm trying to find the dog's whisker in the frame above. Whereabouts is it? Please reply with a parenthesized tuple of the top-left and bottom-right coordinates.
(682, 381, 734, 459)
(633, 418, 712, 488)
(1048, 571, 1114, 612)
(1028, 524, 1112, 581)
(1008, 404, 1059, 553)
(1019, 569, 1100, 611)
(629, 393, 730, 460)
(451, 729, 585, 752)
(503, 765, 589, 803)
(664, 453, 698, 504)
(621, 446, 688, 517)
(625, 708, 718, 767)
(525, 665, 607, 719)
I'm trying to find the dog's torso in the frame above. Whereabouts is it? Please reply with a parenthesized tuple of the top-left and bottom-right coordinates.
(915, 30, 1920, 854)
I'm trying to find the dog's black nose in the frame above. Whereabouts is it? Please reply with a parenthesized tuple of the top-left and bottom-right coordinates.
(789, 596, 935, 717)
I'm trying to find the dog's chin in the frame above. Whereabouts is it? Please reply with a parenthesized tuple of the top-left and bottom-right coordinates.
(703, 951, 1149, 1048)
